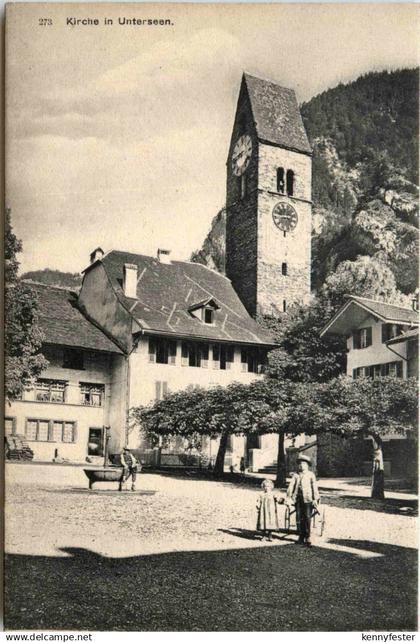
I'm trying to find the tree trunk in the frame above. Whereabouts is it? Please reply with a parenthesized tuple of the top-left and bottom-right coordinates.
(275, 432, 287, 488)
(214, 430, 229, 477)
(371, 434, 385, 499)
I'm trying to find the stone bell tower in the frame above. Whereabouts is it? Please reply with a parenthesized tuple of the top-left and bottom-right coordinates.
(225, 73, 312, 317)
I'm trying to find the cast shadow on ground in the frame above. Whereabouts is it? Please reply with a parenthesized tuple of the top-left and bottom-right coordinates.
(320, 494, 417, 516)
(45, 488, 158, 497)
(218, 528, 296, 542)
(5, 537, 417, 632)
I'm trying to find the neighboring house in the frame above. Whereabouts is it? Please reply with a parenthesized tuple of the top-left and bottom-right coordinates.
(5, 283, 124, 462)
(320, 294, 418, 380)
(320, 294, 418, 477)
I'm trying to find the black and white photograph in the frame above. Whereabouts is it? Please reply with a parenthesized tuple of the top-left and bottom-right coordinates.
(3, 2, 419, 634)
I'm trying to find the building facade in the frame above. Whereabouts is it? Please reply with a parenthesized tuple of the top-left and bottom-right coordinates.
(6, 73, 315, 468)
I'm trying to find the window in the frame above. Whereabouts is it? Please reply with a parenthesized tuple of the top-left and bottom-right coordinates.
(353, 361, 403, 380)
(277, 168, 285, 193)
(281, 262, 288, 276)
(5, 417, 16, 436)
(381, 324, 404, 343)
(26, 419, 77, 442)
(181, 342, 209, 368)
(155, 381, 169, 401)
(220, 344, 234, 370)
(352, 327, 372, 349)
(204, 308, 214, 325)
(240, 174, 247, 200)
(240, 347, 262, 374)
(148, 337, 177, 364)
(63, 349, 84, 370)
(286, 169, 294, 196)
(26, 419, 50, 442)
(80, 383, 105, 406)
(35, 379, 67, 403)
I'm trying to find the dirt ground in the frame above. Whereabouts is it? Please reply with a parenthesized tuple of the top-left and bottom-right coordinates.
(4, 463, 418, 631)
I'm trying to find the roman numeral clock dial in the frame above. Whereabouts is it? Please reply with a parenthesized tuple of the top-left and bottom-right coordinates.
(232, 134, 252, 176)
(272, 202, 298, 232)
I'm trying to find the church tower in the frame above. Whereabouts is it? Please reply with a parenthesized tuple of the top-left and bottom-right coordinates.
(225, 73, 312, 317)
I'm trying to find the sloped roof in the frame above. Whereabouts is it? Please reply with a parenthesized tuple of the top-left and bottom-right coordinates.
(348, 295, 419, 324)
(99, 251, 276, 346)
(243, 73, 311, 155)
(27, 282, 123, 353)
(387, 327, 419, 346)
(321, 294, 419, 337)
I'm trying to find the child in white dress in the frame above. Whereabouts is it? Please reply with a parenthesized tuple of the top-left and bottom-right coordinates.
(256, 479, 282, 541)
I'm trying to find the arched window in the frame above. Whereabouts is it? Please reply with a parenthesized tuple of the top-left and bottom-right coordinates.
(286, 169, 294, 196)
(240, 174, 247, 200)
(282, 262, 288, 276)
(277, 167, 285, 193)
(283, 300, 287, 312)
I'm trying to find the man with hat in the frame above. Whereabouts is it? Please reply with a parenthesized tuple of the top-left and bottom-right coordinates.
(286, 454, 320, 546)
(119, 446, 140, 491)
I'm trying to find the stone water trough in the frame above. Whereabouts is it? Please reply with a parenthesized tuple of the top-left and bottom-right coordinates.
(83, 467, 123, 489)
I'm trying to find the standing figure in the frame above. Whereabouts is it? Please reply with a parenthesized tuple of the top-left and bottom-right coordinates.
(240, 457, 246, 474)
(119, 446, 140, 491)
(286, 454, 319, 547)
(256, 479, 281, 541)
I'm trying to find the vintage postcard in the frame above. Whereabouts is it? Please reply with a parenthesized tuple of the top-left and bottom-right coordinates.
(4, 2, 419, 635)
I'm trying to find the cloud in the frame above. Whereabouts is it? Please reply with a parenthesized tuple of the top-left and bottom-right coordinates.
(10, 28, 243, 144)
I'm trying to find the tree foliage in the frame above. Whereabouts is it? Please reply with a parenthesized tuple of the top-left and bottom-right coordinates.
(5, 210, 48, 401)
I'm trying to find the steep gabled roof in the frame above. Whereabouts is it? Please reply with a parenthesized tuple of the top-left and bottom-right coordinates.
(26, 282, 123, 353)
(99, 251, 276, 346)
(243, 73, 312, 155)
(321, 294, 419, 337)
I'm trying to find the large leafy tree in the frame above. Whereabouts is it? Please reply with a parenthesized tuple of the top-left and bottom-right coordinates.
(133, 383, 253, 477)
(291, 376, 418, 499)
(260, 297, 347, 383)
(5, 210, 48, 401)
(133, 379, 316, 486)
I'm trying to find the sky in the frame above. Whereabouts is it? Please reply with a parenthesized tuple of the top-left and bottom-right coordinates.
(6, 2, 419, 274)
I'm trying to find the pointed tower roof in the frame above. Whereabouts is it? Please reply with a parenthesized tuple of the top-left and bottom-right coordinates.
(243, 73, 312, 155)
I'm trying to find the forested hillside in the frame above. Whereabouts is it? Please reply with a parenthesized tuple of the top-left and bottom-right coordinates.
(22, 268, 82, 290)
(192, 68, 419, 299)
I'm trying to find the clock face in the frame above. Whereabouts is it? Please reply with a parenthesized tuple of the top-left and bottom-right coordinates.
(231, 134, 252, 176)
(272, 202, 298, 232)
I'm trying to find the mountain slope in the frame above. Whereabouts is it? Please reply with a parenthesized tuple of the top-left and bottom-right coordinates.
(192, 68, 419, 297)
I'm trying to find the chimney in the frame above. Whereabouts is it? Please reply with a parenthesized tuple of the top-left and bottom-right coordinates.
(123, 263, 138, 298)
(90, 247, 104, 264)
(157, 248, 171, 264)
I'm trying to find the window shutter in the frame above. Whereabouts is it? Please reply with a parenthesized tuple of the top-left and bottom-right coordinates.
(396, 361, 403, 378)
(72, 423, 78, 443)
(162, 382, 169, 398)
(155, 381, 161, 400)
(181, 342, 189, 367)
(169, 341, 176, 365)
(148, 338, 156, 363)
(366, 327, 372, 347)
(381, 324, 388, 343)
(212, 344, 220, 369)
(353, 331, 360, 349)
